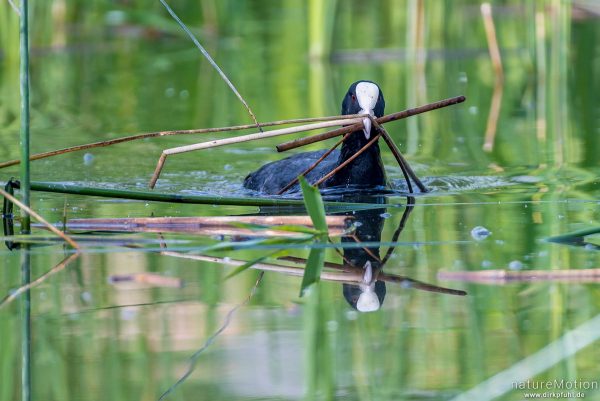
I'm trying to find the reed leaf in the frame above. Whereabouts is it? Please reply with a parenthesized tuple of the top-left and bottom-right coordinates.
(299, 246, 326, 297)
(298, 176, 328, 296)
(585, 234, 600, 247)
(299, 176, 328, 235)
(225, 250, 284, 279)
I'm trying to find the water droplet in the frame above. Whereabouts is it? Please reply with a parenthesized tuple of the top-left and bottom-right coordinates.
(83, 153, 94, 165)
(165, 87, 175, 97)
(105, 10, 127, 25)
(81, 291, 92, 303)
(326, 320, 338, 332)
(179, 90, 189, 99)
(471, 226, 491, 241)
(346, 310, 358, 320)
(120, 308, 137, 321)
(508, 260, 523, 270)
(379, 212, 391, 219)
(469, 106, 478, 115)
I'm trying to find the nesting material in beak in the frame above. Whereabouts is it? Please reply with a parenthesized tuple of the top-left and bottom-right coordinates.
(355, 82, 380, 140)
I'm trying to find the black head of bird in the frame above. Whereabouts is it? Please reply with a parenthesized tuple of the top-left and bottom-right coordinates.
(341, 80, 385, 140)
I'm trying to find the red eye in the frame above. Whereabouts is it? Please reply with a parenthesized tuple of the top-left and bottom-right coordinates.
(351, 94, 356, 101)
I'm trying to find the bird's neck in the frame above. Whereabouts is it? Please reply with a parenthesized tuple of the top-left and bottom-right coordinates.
(339, 130, 382, 162)
(329, 130, 386, 188)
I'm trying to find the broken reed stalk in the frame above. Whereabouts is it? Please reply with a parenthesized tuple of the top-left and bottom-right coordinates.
(277, 95, 466, 152)
(276, 134, 348, 195)
(148, 117, 363, 188)
(313, 133, 381, 187)
(159, 0, 262, 131)
(0, 114, 364, 170)
(0, 188, 80, 249)
(0, 253, 80, 310)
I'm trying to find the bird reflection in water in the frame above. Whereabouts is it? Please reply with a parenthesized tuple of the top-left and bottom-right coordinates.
(284, 194, 466, 312)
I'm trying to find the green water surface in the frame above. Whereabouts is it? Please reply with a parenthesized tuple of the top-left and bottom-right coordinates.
(1, 1, 599, 400)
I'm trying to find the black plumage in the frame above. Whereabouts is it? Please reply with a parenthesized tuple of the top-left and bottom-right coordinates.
(243, 80, 387, 194)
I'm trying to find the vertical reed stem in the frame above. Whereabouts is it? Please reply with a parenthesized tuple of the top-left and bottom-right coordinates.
(19, 3, 32, 400)
(21, 250, 32, 401)
(19, 0, 31, 233)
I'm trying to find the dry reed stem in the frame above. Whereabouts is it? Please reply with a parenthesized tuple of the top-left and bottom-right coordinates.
(0, 114, 363, 170)
(276, 95, 466, 152)
(483, 80, 504, 152)
(0, 187, 80, 249)
(370, 118, 413, 193)
(276, 255, 465, 295)
(149, 117, 362, 188)
(481, 3, 504, 80)
(375, 120, 428, 192)
(66, 215, 349, 237)
(481, 3, 504, 152)
(438, 268, 600, 283)
(276, 134, 348, 195)
(312, 133, 381, 187)
(159, 0, 262, 132)
(108, 273, 183, 288)
(7, 0, 21, 15)
(162, 252, 364, 282)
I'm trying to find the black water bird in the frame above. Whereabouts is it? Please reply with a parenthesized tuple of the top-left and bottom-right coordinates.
(244, 80, 386, 194)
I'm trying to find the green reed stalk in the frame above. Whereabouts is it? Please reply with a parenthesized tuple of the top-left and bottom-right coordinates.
(20, 250, 31, 401)
(19, 3, 32, 400)
(20, 181, 379, 210)
(19, 0, 30, 234)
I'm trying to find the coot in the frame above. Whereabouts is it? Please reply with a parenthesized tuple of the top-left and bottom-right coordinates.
(244, 80, 386, 194)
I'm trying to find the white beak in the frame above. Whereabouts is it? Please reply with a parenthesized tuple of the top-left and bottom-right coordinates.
(355, 82, 380, 140)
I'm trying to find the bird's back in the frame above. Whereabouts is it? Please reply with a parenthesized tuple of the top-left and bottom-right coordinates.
(243, 149, 340, 194)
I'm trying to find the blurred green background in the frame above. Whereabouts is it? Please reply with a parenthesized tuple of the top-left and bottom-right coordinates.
(1, 1, 599, 400)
